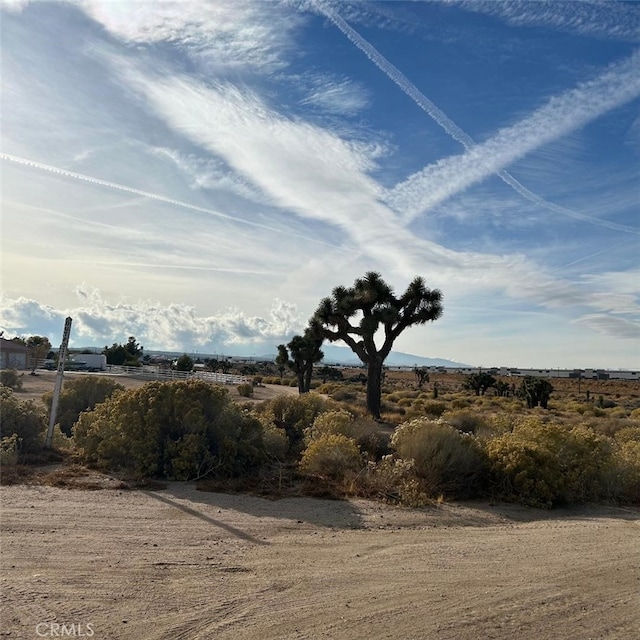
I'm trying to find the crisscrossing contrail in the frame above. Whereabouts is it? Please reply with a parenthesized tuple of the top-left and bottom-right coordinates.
(313, 1, 640, 236)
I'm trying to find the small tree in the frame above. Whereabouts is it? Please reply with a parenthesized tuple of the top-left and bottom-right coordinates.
(26, 335, 52, 374)
(414, 367, 430, 389)
(463, 372, 496, 396)
(313, 272, 442, 418)
(175, 354, 194, 372)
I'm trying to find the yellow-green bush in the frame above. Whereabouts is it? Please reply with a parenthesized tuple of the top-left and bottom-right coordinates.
(485, 418, 614, 508)
(355, 456, 428, 506)
(609, 439, 640, 504)
(237, 383, 253, 397)
(441, 410, 487, 434)
(0, 369, 23, 390)
(43, 376, 125, 436)
(0, 387, 47, 456)
(254, 393, 336, 452)
(73, 379, 265, 480)
(299, 433, 362, 479)
(305, 409, 354, 442)
(390, 418, 487, 499)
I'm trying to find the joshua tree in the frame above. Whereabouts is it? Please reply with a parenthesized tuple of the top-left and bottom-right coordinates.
(520, 376, 553, 409)
(414, 367, 430, 389)
(276, 324, 324, 394)
(463, 372, 497, 396)
(312, 272, 442, 419)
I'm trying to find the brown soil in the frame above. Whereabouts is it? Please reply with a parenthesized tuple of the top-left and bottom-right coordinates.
(1, 481, 638, 639)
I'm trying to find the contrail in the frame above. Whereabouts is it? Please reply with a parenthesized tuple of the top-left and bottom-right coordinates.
(0, 152, 338, 248)
(313, 1, 640, 235)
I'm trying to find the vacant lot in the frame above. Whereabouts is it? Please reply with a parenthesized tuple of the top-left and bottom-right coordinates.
(1, 480, 639, 640)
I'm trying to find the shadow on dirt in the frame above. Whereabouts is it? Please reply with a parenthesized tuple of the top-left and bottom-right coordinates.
(154, 481, 366, 531)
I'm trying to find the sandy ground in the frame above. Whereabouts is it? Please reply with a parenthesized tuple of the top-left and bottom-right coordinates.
(1, 480, 639, 640)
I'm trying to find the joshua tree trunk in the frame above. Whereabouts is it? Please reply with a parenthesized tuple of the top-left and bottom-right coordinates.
(366, 357, 384, 419)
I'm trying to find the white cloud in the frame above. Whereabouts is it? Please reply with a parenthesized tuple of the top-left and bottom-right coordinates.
(77, 0, 303, 73)
(0, 288, 306, 352)
(300, 75, 370, 115)
(573, 314, 640, 340)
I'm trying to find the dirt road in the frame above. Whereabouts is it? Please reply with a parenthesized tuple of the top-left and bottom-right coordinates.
(1, 482, 638, 639)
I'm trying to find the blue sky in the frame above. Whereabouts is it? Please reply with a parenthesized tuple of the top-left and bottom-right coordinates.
(1, 0, 638, 368)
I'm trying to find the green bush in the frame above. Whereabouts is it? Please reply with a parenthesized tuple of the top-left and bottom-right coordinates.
(0, 387, 47, 455)
(609, 438, 640, 504)
(441, 410, 486, 434)
(306, 409, 354, 442)
(1, 434, 19, 466)
(299, 433, 362, 479)
(237, 383, 254, 397)
(390, 418, 487, 499)
(254, 393, 335, 453)
(485, 418, 614, 508)
(419, 401, 447, 418)
(0, 369, 23, 390)
(73, 379, 266, 480)
(43, 376, 125, 436)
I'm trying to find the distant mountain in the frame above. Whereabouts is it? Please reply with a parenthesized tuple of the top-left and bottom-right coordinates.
(253, 345, 468, 368)
(313, 345, 469, 368)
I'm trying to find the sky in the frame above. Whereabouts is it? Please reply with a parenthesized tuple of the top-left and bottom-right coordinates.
(0, 0, 639, 369)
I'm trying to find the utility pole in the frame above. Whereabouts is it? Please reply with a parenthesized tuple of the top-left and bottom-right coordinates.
(45, 317, 72, 448)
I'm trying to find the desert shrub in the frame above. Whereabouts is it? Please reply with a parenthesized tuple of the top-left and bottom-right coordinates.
(397, 397, 414, 408)
(303, 410, 389, 458)
(0, 434, 19, 466)
(0, 387, 47, 455)
(608, 439, 640, 504)
(306, 409, 354, 442)
(316, 382, 341, 395)
(299, 433, 362, 479)
(390, 418, 487, 499)
(420, 401, 447, 418)
(252, 376, 263, 386)
(262, 425, 289, 460)
(331, 388, 358, 402)
(354, 456, 428, 506)
(254, 393, 336, 453)
(441, 410, 486, 434)
(450, 397, 471, 409)
(43, 376, 125, 436)
(237, 383, 254, 397)
(289, 379, 298, 387)
(629, 408, 640, 420)
(485, 419, 614, 508)
(614, 426, 640, 444)
(0, 369, 23, 390)
(73, 379, 265, 480)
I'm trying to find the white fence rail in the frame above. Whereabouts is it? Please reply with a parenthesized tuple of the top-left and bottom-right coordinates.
(106, 365, 247, 385)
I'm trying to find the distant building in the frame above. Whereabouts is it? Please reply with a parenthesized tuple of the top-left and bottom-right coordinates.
(0, 338, 29, 370)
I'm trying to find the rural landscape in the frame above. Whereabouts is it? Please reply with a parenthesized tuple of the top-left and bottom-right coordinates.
(2, 0, 640, 638)
(1, 302, 640, 638)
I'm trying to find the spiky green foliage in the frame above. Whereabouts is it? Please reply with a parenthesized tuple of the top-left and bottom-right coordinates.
(313, 272, 442, 418)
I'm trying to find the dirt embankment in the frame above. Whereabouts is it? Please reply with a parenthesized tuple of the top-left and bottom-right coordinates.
(1, 481, 639, 640)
